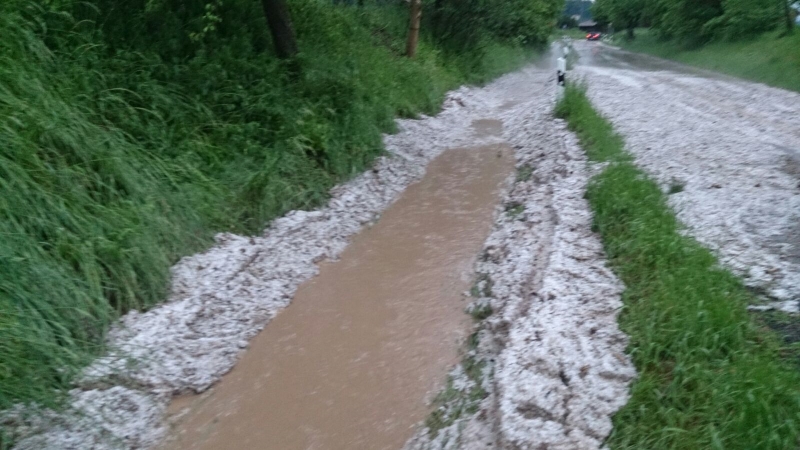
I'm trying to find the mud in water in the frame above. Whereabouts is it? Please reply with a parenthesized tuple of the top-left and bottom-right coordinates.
(471, 119, 504, 137)
(162, 124, 513, 450)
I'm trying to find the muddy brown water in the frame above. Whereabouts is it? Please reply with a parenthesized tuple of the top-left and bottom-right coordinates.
(162, 121, 513, 450)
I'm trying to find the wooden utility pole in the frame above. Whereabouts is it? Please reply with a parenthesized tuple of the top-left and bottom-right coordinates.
(406, 0, 422, 57)
(261, 0, 299, 59)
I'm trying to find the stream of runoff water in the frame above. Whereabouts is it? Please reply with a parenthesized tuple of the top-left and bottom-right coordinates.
(161, 120, 512, 450)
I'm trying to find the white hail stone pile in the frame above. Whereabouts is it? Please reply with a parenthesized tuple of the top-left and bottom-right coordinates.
(577, 58, 800, 308)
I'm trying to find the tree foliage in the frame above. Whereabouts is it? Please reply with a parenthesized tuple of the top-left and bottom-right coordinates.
(593, 0, 650, 38)
(594, 0, 789, 43)
(429, 0, 563, 49)
(558, 15, 579, 28)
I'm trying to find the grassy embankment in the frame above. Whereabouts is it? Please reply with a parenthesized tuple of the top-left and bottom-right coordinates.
(558, 28, 591, 40)
(615, 28, 800, 92)
(0, 0, 542, 423)
(556, 84, 800, 449)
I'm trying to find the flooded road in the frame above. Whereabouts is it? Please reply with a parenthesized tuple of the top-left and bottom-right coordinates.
(162, 121, 514, 450)
(573, 39, 730, 78)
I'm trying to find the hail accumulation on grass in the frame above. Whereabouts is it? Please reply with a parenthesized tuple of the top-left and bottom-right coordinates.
(556, 83, 800, 449)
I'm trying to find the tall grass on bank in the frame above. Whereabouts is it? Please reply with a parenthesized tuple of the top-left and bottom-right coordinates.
(0, 1, 539, 412)
(556, 84, 800, 449)
(615, 28, 800, 93)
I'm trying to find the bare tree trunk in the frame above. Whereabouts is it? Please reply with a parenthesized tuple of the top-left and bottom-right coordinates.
(261, 0, 298, 59)
(406, 0, 422, 58)
(784, 0, 794, 33)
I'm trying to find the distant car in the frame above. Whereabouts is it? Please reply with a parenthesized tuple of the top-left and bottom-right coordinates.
(586, 32, 602, 41)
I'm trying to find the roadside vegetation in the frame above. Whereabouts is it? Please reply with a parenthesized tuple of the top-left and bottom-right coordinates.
(592, 0, 795, 43)
(557, 27, 590, 39)
(0, 0, 563, 416)
(587, 0, 800, 90)
(556, 84, 800, 449)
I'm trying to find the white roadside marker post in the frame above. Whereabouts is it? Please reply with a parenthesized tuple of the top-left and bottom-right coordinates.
(556, 56, 567, 101)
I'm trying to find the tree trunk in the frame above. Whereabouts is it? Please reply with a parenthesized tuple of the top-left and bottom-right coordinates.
(784, 0, 794, 33)
(406, 0, 422, 58)
(261, 0, 298, 59)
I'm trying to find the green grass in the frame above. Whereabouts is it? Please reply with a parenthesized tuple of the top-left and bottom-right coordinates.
(424, 273, 496, 437)
(557, 28, 590, 40)
(505, 201, 526, 219)
(615, 28, 800, 92)
(556, 84, 800, 449)
(423, 352, 489, 436)
(516, 164, 534, 182)
(0, 1, 541, 413)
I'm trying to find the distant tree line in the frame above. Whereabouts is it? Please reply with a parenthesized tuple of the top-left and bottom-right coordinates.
(54, 0, 564, 63)
(560, 0, 593, 27)
(593, 0, 795, 42)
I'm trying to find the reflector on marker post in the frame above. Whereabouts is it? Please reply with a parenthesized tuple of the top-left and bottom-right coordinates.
(556, 56, 567, 99)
